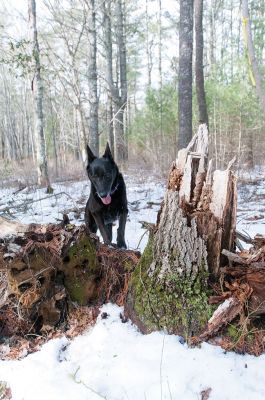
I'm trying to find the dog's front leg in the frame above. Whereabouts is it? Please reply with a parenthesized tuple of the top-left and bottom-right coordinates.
(92, 212, 111, 245)
(117, 211, 128, 249)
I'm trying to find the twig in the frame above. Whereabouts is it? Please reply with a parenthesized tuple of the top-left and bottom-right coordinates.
(235, 238, 244, 252)
(72, 366, 108, 399)
(139, 220, 156, 232)
(236, 230, 253, 244)
(136, 229, 148, 250)
(0, 192, 74, 216)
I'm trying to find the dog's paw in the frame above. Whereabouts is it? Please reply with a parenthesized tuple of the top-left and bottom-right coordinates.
(117, 240, 127, 250)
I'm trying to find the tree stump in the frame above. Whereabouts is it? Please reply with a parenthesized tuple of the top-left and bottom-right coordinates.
(125, 124, 237, 338)
(0, 217, 140, 336)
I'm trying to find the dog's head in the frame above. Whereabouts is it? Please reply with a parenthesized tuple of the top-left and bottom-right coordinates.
(86, 143, 118, 205)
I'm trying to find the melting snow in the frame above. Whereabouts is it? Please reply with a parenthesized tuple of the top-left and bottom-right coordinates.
(0, 304, 265, 400)
(0, 172, 265, 399)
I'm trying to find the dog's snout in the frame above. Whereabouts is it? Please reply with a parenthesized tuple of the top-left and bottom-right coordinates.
(99, 191, 108, 198)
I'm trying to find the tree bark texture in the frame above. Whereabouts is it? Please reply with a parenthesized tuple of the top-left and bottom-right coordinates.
(178, 0, 194, 150)
(125, 125, 237, 338)
(87, 0, 99, 156)
(195, 0, 209, 127)
(28, 0, 51, 189)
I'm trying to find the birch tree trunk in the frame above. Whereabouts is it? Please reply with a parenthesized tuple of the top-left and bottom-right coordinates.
(178, 0, 194, 150)
(28, 0, 51, 190)
(87, 0, 99, 156)
(125, 125, 237, 338)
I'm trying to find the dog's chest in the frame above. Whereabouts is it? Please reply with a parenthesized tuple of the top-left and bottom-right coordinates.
(102, 205, 120, 224)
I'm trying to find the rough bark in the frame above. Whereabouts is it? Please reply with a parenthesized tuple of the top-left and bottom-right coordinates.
(87, 0, 99, 156)
(195, 0, 209, 127)
(178, 0, 194, 150)
(28, 0, 51, 190)
(0, 217, 139, 336)
(125, 124, 237, 338)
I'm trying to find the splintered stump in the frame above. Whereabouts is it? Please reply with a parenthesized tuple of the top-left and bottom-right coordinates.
(125, 124, 237, 338)
(0, 217, 139, 336)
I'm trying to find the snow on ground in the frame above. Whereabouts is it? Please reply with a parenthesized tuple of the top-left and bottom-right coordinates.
(1, 304, 265, 400)
(0, 174, 165, 252)
(237, 173, 265, 240)
(1, 171, 265, 399)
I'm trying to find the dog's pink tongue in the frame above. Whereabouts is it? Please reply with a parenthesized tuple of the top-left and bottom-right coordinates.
(101, 195, 111, 205)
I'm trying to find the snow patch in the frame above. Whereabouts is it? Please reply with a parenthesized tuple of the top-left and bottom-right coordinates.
(0, 304, 265, 399)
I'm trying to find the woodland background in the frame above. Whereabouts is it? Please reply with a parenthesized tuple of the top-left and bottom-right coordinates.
(0, 0, 264, 186)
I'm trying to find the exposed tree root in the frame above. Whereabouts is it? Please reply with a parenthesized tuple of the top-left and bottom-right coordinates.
(0, 217, 140, 353)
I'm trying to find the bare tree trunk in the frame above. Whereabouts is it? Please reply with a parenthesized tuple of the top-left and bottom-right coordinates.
(209, 0, 216, 68)
(195, 0, 209, 127)
(229, 0, 233, 79)
(49, 96, 59, 177)
(158, 0, 164, 168)
(87, 0, 99, 156)
(145, 0, 153, 88)
(178, 0, 194, 150)
(28, 0, 52, 190)
(245, 129, 254, 168)
(107, 95, 114, 155)
(242, 0, 265, 110)
(241, 0, 265, 168)
(114, 0, 128, 163)
(103, 0, 117, 158)
(126, 125, 237, 338)
(102, 0, 128, 163)
(1, 125, 5, 159)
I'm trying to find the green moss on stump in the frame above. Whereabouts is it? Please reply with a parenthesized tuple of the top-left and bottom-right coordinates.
(127, 235, 212, 338)
(61, 234, 99, 305)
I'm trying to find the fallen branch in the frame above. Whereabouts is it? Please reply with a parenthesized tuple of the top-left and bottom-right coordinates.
(222, 249, 248, 265)
(236, 230, 253, 244)
(192, 297, 243, 344)
(0, 192, 75, 216)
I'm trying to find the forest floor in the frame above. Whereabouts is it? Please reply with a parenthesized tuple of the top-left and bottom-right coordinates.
(0, 168, 265, 400)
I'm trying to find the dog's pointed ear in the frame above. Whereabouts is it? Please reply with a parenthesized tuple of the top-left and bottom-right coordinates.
(86, 144, 96, 164)
(103, 142, 114, 162)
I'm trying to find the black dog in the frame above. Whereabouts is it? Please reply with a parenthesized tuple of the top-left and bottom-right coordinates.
(85, 143, 128, 249)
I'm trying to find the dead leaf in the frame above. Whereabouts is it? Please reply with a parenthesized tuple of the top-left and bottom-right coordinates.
(201, 387, 212, 400)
